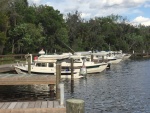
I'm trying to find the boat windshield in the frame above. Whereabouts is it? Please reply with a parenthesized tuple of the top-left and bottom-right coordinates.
(36, 63, 47, 67)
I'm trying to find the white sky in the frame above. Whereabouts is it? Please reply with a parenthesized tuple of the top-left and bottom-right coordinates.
(28, 0, 150, 26)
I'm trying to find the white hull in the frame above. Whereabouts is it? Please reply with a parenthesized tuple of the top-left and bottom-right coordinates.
(14, 66, 82, 79)
(61, 73, 83, 79)
(108, 58, 122, 64)
(87, 63, 108, 74)
(123, 54, 131, 59)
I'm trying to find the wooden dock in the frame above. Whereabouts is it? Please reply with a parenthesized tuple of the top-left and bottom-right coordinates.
(0, 74, 56, 85)
(0, 101, 66, 113)
(0, 64, 15, 73)
(0, 72, 67, 113)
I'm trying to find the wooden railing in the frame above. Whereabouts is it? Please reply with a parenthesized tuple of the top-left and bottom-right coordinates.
(0, 54, 38, 61)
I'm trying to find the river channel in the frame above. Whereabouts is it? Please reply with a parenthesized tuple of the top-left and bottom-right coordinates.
(0, 58, 150, 113)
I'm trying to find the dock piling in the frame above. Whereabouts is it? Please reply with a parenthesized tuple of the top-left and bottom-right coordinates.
(59, 83, 64, 106)
(56, 62, 61, 100)
(27, 54, 31, 74)
(71, 58, 74, 93)
(66, 99, 85, 113)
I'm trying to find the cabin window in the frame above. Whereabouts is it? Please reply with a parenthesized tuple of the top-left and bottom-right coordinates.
(41, 63, 47, 67)
(36, 63, 47, 67)
(48, 63, 54, 67)
(36, 63, 41, 66)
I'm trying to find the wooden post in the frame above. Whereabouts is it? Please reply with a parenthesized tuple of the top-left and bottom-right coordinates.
(59, 64, 61, 83)
(28, 55, 31, 74)
(102, 56, 104, 62)
(66, 99, 85, 113)
(56, 62, 61, 100)
(49, 84, 55, 98)
(59, 83, 64, 106)
(91, 54, 93, 62)
(71, 58, 74, 93)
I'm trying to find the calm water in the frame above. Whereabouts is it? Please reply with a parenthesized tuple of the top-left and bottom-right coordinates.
(0, 58, 150, 113)
(64, 59, 150, 113)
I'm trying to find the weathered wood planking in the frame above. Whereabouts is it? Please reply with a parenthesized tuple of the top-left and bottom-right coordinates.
(0, 67, 15, 73)
(0, 101, 66, 113)
(0, 108, 66, 113)
(0, 74, 56, 85)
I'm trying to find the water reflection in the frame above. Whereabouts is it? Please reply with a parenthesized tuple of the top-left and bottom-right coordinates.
(0, 85, 50, 102)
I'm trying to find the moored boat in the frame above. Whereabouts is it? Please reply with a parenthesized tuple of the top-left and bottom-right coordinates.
(14, 54, 83, 79)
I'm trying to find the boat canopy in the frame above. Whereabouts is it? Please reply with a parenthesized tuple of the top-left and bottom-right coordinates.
(34, 59, 57, 63)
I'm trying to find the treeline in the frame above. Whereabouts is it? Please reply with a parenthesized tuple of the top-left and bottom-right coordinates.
(0, 0, 150, 55)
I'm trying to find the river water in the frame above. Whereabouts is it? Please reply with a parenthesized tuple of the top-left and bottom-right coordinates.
(64, 58, 150, 113)
(0, 58, 150, 113)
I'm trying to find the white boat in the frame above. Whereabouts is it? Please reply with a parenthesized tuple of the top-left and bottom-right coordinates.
(61, 55, 108, 74)
(122, 53, 131, 59)
(92, 51, 122, 64)
(14, 54, 83, 79)
(107, 57, 122, 64)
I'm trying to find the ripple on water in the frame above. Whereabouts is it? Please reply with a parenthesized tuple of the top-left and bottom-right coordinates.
(64, 59, 150, 113)
(0, 59, 150, 113)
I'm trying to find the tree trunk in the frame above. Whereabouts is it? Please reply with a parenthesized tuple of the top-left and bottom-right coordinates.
(0, 45, 4, 55)
(12, 39, 15, 54)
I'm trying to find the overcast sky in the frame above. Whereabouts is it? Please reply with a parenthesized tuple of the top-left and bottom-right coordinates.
(28, 0, 150, 26)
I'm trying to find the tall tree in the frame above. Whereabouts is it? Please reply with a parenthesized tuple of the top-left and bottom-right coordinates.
(36, 5, 67, 53)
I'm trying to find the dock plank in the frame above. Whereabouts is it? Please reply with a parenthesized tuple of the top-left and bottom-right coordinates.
(34, 101, 42, 108)
(22, 102, 29, 109)
(14, 102, 23, 109)
(0, 101, 66, 113)
(7, 102, 17, 109)
(47, 101, 53, 108)
(0, 74, 56, 85)
(1, 102, 10, 109)
(41, 101, 47, 108)
(1, 108, 66, 113)
(53, 101, 60, 108)
(28, 102, 35, 108)
(0, 67, 15, 73)
(0, 103, 4, 109)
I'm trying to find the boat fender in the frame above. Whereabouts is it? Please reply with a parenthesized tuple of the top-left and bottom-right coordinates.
(80, 66, 87, 75)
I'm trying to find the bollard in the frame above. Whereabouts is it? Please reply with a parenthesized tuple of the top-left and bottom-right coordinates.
(59, 83, 64, 106)
(66, 99, 84, 113)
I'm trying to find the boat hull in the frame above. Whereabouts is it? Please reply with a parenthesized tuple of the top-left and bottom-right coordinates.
(108, 58, 122, 64)
(86, 63, 108, 74)
(14, 66, 82, 78)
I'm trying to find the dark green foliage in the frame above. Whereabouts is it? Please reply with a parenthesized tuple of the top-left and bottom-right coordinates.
(0, 1, 150, 55)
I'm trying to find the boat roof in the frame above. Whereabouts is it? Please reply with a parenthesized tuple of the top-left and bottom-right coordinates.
(38, 54, 70, 60)
(34, 59, 57, 63)
(70, 55, 87, 59)
(74, 51, 92, 56)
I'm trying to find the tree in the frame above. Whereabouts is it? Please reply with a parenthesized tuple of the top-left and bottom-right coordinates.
(0, 12, 9, 54)
(36, 5, 67, 53)
(8, 23, 45, 53)
(66, 11, 83, 51)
